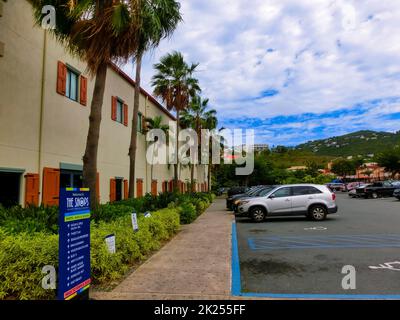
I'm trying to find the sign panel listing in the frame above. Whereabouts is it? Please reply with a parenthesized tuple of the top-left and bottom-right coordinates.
(58, 188, 91, 300)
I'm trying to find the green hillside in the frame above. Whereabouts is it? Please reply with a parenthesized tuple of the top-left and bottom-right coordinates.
(296, 130, 400, 157)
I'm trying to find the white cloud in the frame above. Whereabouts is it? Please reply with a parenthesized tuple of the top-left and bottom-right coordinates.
(123, 0, 400, 144)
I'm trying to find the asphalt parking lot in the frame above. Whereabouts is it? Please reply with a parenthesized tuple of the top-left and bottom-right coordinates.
(235, 193, 400, 297)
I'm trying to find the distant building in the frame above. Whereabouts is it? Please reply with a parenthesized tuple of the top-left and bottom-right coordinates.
(354, 163, 390, 181)
(287, 166, 307, 172)
(241, 144, 269, 153)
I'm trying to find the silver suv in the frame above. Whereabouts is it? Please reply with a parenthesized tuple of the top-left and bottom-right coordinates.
(236, 184, 338, 222)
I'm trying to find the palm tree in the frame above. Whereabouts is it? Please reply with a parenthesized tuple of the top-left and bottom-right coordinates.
(128, 0, 182, 198)
(30, 0, 144, 209)
(180, 96, 217, 191)
(203, 109, 218, 192)
(151, 52, 200, 191)
(144, 116, 169, 183)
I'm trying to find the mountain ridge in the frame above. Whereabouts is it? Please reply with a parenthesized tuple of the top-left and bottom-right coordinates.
(295, 130, 400, 157)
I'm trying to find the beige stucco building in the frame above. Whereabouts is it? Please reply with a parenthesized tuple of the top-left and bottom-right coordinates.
(0, 0, 208, 207)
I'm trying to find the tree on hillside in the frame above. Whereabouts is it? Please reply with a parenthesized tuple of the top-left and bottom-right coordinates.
(376, 148, 400, 178)
(31, 0, 145, 209)
(305, 160, 320, 177)
(274, 145, 289, 154)
(128, 0, 182, 198)
(331, 159, 357, 178)
(151, 52, 201, 191)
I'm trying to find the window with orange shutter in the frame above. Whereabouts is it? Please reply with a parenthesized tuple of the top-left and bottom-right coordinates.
(80, 76, 87, 106)
(57, 61, 67, 95)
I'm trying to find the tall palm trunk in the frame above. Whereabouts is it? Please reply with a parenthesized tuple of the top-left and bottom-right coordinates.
(83, 63, 107, 210)
(208, 161, 212, 192)
(129, 53, 143, 198)
(174, 110, 180, 192)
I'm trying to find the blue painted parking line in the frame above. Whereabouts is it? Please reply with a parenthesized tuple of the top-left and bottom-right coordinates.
(231, 223, 400, 299)
(231, 222, 242, 296)
(248, 234, 400, 251)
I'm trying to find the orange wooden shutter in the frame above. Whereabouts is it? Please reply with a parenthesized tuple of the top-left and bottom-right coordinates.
(162, 181, 166, 193)
(151, 180, 158, 196)
(111, 96, 117, 121)
(57, 61, 67, 95)
(80, 75, 88, 106)
(123, 103, 128, 126)
(25, 173, 39, 207)
(136, 179, 143, 198)
(124, 179, 129, 199)
(96, 172, 100, 202)
(110, 178, 116, 202)
(42, 168, 60, 206)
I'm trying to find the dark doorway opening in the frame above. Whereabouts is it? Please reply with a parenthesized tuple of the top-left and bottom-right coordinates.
(115, 178, 123, 201)
(0, 172, 21, 208)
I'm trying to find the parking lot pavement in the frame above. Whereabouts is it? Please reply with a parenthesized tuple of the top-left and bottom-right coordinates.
(235, 193, 400, 297)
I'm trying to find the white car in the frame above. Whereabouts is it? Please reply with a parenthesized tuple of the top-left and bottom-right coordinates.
(236, 184, 338, 222)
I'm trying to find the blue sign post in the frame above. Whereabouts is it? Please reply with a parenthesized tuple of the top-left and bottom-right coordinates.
(58, 188, 91, 300)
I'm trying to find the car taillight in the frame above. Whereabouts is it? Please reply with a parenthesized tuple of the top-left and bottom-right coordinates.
(332, 193, 336, 201)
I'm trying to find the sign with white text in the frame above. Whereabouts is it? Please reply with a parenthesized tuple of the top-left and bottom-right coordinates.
(105, 234, 116, 254)
(131, 213, 139, 232)
(58, 188, 91, 300)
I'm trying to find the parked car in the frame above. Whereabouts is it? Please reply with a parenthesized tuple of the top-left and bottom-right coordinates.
(390, 181, 400, 188)
(394, 189, 400, 200)
(326, 183, 346, 192)
(226, 186, 252, 210)
(227, 185, 272, 210)
(346, 182, 364, 192)
(348, 184, 370, 198)
(227, 186, 248, 197)
(236, 184, 338, 222)
(232, 186, 276, 213)
(215, 187, 227, 196)
(356, 181, 397, 199)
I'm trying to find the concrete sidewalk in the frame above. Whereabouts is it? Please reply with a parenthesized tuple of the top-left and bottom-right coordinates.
(92, 198, 234, 300)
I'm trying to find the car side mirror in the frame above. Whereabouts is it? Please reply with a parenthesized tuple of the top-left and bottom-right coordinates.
(269, 194, 275, 199)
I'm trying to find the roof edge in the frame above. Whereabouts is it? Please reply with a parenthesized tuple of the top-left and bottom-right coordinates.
(108, 62, 176, 121)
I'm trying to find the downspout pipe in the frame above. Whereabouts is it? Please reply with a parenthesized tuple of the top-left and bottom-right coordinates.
(38, 30, 47, 204)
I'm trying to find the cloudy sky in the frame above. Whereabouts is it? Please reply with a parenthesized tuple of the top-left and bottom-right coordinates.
(123, 0, 400, 146)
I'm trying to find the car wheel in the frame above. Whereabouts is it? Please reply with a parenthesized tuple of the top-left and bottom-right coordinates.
(309, 205, 327, 221)
(372, 192, 379, 199)
(250, 207, 266, 223)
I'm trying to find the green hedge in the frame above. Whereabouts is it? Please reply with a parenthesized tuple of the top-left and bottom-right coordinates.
(0, 205, 59, 234)
(0, 192, 215, 235)
(0, 192, 215, 300)
(0, 208, 180, 300)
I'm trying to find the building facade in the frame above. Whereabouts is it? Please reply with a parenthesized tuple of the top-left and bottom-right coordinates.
(0, 0, 208, 208)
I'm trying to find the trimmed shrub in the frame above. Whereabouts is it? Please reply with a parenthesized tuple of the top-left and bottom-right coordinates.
(0, 232, 58, 300)
(92, 204, 133, 223)
(178, 202, 197, 224)
(0, 205, 58, 234)
(0, 208, 180, 300)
